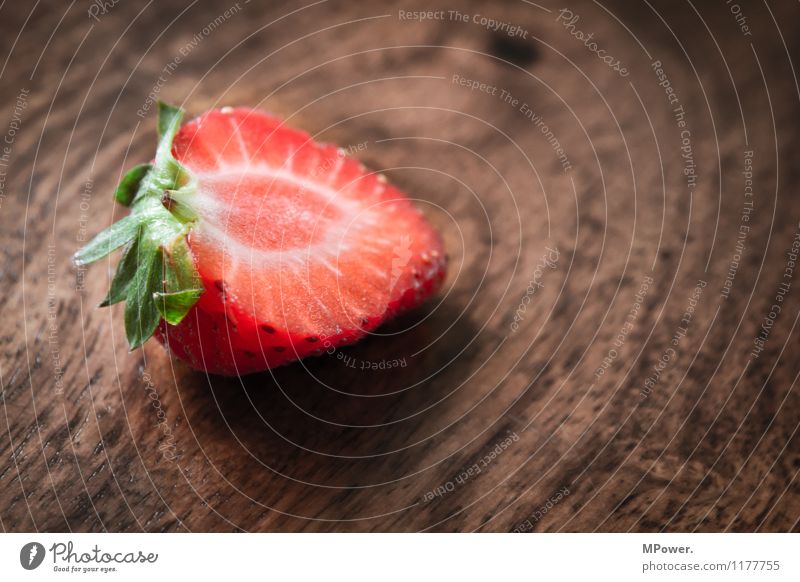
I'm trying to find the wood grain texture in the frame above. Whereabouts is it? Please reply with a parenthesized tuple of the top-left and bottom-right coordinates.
(1, 0, 800, 532)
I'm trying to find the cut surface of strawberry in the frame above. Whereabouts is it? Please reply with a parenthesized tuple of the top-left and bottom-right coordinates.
(74, 103, 446, 375)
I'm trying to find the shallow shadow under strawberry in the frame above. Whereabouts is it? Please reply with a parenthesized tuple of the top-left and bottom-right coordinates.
(171, 299, 479, 492)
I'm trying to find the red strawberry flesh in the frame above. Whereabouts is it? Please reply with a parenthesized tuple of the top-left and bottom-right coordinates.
(153, 107, 446, 375)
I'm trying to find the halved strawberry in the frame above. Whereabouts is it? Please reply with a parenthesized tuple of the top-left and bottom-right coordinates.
(74, 103, 446, 375)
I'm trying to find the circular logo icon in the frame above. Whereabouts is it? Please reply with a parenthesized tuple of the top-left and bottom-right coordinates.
(20, 542, 45, 570)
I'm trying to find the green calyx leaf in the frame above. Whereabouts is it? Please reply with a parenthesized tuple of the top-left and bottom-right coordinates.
(155, 236, 204, 325)
(124, 242, 163, 349)
(99, 231, 141, 307)
(73, 214, 140, 265)
(115, 164, 152, 206)
(154, 289, 204, 325)
(74, 101, 205, 350)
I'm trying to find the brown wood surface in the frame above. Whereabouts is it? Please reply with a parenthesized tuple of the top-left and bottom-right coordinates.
(1, 0, 800, 532)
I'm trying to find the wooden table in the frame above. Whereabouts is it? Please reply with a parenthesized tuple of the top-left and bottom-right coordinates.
(2, 0, 799, 532)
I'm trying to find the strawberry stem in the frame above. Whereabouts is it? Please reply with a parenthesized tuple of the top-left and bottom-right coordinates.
(74, 102, 204, 349)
